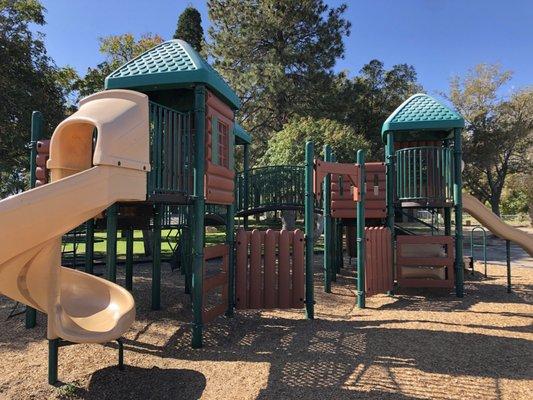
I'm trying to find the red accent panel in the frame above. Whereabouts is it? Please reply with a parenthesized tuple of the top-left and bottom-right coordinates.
(292, 229, 305, 308)
(364, 227, 393, 296)
(205, 161, 235, 205)
(396, 235, 455, 288)
(331, 162, 386, 219)
(234, 229, 305, 310)
(202, 244, 229, 323)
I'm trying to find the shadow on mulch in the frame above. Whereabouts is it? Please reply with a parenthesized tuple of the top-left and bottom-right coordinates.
(116, 313, 533, 399)
(63, 366, 205, 400)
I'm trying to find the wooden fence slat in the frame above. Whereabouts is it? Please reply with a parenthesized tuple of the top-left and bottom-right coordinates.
(292, 229, 305, 308)
(278, 229, 291, 308)
(264, 229, 278, 309)
(235, 229, 248, 309)
(249, 229, 263, 308)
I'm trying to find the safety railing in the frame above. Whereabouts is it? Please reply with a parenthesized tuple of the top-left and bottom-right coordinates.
(235, 165, 308, 214)
(148, 101, 193, 198)
(395, 146, 454, 204)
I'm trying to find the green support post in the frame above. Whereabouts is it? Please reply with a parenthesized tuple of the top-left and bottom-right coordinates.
(85, 219, 94, 274)
(331, 218, 337, 282)
(225, 204, 235, 316)
(385, 133, 395, 232)
(106, 204, 118, 283)
(125, 228, 134, 291)
(356, 150, 366, 309)
(323, 145, 332, 293)
(26, 111, 42, 329)
(453, 128, 464, 297)
(243, 143, 250, 229)
(304, 141, 315, 319)
(192, 85, 206, 348)
(48, 339, 59, 385)
(152, 205, 162, 310)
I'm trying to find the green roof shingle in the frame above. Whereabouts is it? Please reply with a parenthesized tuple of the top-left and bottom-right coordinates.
(105, 40, 241, 109)
(381, 93, 464, 142)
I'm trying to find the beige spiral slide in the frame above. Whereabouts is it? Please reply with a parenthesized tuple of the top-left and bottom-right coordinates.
(463, 193, 533, 257)
(0, 89, 150, 344)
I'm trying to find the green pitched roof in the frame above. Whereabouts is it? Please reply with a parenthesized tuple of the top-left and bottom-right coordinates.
(105, 39, 241, 109)
(234, 123, 251, 145)
(381, 93, 464, 142)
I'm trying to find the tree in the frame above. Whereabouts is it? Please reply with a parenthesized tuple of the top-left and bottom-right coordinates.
(74, 33, 164, 99)
(348, 60, 422, 156)
(0, 0, 69, 197)
(208, 0, 351, 162)
(261, 116, 370, 165)
(261, 116, 370, 230)
(447, 64, 533, 216)
(174, 6, 203, 53)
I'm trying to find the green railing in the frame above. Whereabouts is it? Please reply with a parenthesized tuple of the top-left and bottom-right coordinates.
(395, 146, 454, 204)
(148, 101, 192, 197)
(236, 165, 309, 214)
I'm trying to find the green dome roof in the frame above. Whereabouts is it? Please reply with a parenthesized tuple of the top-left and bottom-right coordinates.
(381, 93, 464, 142)
(105, 39, 241, 109)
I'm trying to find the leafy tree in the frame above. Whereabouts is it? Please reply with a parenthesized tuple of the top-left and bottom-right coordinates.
(74, 33, 164, 99)
(261, 116, 370, 165)
(173, 6, 203, 53)
(348, 60, 422, 156)
(208, 0, 351, 162)
(447, 64, 533, 216)
(0, 0, 69, 197)
(261, 115, 369, 230)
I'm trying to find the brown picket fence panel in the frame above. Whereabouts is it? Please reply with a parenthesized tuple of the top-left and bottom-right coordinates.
(235, 228, 304, 310)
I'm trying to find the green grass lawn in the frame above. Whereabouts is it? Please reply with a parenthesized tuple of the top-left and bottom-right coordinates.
(62, 225, 325, 263)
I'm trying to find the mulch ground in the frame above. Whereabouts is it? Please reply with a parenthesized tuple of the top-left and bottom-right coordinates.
(0, 257, 532, 400)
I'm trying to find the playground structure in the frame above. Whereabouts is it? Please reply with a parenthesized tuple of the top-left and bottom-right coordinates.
(1, 39, 532, 386)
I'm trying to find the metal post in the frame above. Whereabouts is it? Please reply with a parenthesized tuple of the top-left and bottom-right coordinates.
(192, 85, 206, 347)
(26, 111, 42, 329)
(453, 128, 464, 297)
(243, 143, 250, 230)
(85, 219, 94, 274)
(506, 240, 511, 293)
(48, 339, 59, 385)
(385, 132, 396, 293)
(117, 338, 124, 370)
(304, 141, 315, 319)
(106, 204, 118, 283)
(225, 204, 235, 316)
(356, 150, 366, 308)
(125, 228, 134, 291)
(152, 204, 162, 310)
(323, 145, 332, 293)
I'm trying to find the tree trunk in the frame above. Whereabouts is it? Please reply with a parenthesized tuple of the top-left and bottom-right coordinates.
(489, 195, 501, 217)
(142, 229, 153, 256)
(281, 210, 296, 230)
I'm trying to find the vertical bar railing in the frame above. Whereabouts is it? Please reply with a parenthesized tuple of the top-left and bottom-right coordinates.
(148, 101, 192, 197)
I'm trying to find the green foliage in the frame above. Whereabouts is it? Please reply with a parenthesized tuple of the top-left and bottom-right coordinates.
(501, 189, 528, 215)
(208, 0, 351, 162)
(349, 60, 422, 156)
(261, 116, 370, 165)
(0, 0, 69, 197)
(447, 64, 533, 215)
(174, 6, 203, 53)
(73, 33, 164, 100)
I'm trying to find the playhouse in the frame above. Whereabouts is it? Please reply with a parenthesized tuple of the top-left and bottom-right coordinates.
(2, 39, 532, 387)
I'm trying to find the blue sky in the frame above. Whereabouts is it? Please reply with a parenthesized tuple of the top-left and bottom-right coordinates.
(39, 0, 532, 97)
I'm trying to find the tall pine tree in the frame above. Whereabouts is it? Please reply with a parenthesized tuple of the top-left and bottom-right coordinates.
(208, 0, 351, 161)
(174, 6, 203, 53)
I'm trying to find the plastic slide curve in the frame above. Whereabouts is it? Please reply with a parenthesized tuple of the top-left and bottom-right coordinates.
(0, 89, 150, 344)
(463, 193, 533, 257)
